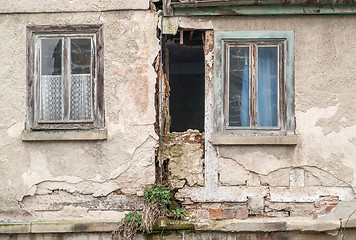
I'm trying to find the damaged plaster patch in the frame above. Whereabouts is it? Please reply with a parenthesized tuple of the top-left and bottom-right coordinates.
(21, 136, 156, 201)
(218, 149, 291, 176)
(110, 161, 131, 180)
(37, 206, 127, 221)
(318, 199, 356, 221)
(20, 190, 144, 220)
(206, 50, 214, 69)
(218, 156, 248, 186)
(132, 135, 157, 168)
(164, 131, 205, 189)
(296, 105, 356, 192)
(260, 168, 290, 187)
(33, 180, 121, 197)
(26, 136, 156, 199)
(303, 166, 350, 187)
(22, 149, 52, 195)
(110, 135, 156, 179)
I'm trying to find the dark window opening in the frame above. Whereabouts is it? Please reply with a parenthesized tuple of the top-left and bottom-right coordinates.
(166, 30, 205, 133)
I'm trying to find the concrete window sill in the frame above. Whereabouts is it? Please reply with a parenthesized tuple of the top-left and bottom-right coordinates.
(21, 129, 107, 141)
(211, 135, 298, 145)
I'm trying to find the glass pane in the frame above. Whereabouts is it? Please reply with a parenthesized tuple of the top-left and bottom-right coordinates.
(257, 46, 279, 127)
(228, 46, 250, 127)
(69, 74, 92, 120)
(41, 39, 62, 75)
(40, 75, 63, 121)
(71, 39, 91, 74)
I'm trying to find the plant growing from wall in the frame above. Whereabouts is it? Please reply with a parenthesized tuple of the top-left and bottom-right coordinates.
(144, 184, 171, 208)
(141, 184, 171, 233)
(113, 184, 186, 240)
(170, 207, 186, 220)
(112, 211, 142, 240)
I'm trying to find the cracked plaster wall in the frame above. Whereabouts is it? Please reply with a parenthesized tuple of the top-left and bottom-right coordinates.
(0, 9, 160, 221)
(166, 16, 356, 208)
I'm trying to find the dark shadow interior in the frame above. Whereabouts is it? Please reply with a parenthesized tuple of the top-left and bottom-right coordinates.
(167, 31, 205, 132)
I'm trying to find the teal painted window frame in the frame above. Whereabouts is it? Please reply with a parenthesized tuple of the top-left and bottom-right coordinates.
(213, 31, 295, 136)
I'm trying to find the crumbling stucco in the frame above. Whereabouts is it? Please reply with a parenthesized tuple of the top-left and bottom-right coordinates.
(0, 10, 159, 221)
(218, 156, 249, 186)
(163, 130, 204, 189)
(168, 16, 356, 221)
(2, 2, 356, 226)
(158, 14, 356, 223)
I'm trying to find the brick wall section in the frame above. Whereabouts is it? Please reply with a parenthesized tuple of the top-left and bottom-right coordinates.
(313, 195, 339, 219)
(209, 208, 222, 219)
(183, 201, 249, 220)
(182, 195, 340, 220)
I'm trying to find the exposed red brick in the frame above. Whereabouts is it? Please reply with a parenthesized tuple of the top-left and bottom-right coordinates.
(235, 206, 249, 220)
(222, 208, 235, 220)
(209, 208, 222, 219)
(325, 205, 335, 213)
(329, 202, 339, 206)
(196, 209, 210, 219)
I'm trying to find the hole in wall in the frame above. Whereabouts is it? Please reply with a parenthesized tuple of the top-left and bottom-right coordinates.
(166, 30, 205, 133)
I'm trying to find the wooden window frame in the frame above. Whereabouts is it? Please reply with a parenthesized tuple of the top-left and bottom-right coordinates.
(214, 31, 295, 136)
(26, 25, 104, 131)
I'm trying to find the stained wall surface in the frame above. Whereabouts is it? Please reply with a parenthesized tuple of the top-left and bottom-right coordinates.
(167, 15, 356, 219)
(0, 6, 159, 221)
(1, 0, 356, 226)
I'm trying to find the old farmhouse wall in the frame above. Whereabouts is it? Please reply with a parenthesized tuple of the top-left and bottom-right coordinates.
(1, 0, 356, 238)
(0, 0, 159, 221)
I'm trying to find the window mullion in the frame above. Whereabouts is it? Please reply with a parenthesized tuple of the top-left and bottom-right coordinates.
(34, 36, 41, 125)
(250, 44, 257, 127)
(63, 37, 70, 121)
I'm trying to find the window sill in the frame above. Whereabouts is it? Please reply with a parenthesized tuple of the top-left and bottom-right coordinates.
(211, 135, 298, 145)
(22, 129, 107, 141)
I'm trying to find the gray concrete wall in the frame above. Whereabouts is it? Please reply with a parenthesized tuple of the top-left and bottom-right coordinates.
(0, 9, 159, 221)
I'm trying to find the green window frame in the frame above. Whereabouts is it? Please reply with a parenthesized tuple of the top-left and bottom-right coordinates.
(213, 31, 295, 136)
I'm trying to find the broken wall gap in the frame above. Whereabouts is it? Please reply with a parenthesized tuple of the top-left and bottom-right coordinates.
(166, 29, 205, 133)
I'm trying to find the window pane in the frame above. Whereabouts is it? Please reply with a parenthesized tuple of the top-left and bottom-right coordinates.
(69, 74, 92, 120)
(257, 46, 278, 127)
(228, 46, 250, 127)
(71, 39, 91, 74)
(40, 75, 63, 121)
(41, 39, 62, 75)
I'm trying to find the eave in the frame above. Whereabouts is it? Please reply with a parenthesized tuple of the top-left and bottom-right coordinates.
(165, 0, 356, 16)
